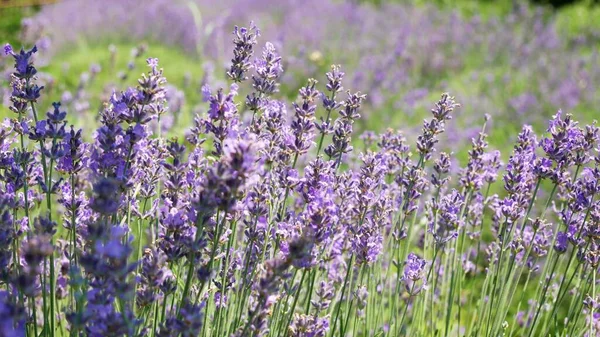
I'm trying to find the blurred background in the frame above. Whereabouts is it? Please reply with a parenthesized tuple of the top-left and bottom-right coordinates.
(1, 0, 599, 160)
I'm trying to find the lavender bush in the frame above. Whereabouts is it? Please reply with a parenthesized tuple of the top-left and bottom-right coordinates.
(20, 0, 600, 148)
(1, 22, 600, 337)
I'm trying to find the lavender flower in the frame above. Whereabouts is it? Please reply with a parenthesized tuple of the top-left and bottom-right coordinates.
(202, 84, 240, 156)
(237, 255, 292, 337)
(554, 231, 568, 254)
(228, 23, 260, 83)
(0, 291, 25, 336)
(311, 280, 334, 313)
(541, 111, 583, 166)
(288, 314, 329, 337)
(0, 199, 15, 283)
(197, 135, 261, 212)
(403, 253, 427, 296)
(89, 178, 121, 215)
(460, 129, 489, 190)
(316, 65, 345, 151)
(431, 152, 451, 188)
(5, 44, 39, 80)
(18, 234, 53, 297)
(252, 42, 283, 96)
(157, 301, 204, 337)
(324, 91, 366, 164)
(416, 93, 459, 161)
(429, 189, 464, 245)
(136, 247, 171, 309)
(290, 79, 319, 157)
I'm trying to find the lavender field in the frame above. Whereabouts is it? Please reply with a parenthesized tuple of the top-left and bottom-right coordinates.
(1, 0, 600, 336)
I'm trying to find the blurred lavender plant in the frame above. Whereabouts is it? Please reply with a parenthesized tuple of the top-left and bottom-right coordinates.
(1, 20, 600, 337)
(16, 0, 600, 151)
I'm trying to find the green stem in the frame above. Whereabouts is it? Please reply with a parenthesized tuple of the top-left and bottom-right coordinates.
(316, 90, 336, 156)
(279, 269, 307, 337)
(179, 214, 206, 310)
(526, 255, 559, 337)
(331, 255, 354, 336)
(591, 271, 596, 337)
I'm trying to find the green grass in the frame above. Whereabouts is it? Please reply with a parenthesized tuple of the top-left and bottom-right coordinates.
(2, 41, 205, 132)
(555, 1, 600, 39)
(0, 7, 31, 47)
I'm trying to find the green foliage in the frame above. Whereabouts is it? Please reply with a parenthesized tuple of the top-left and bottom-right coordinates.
(1, 41, 205, 132)
(555, 0, 600, 39)
(0, 7, 34, 47)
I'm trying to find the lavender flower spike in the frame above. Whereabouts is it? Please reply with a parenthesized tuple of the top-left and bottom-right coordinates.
(403, 253, 427, 296)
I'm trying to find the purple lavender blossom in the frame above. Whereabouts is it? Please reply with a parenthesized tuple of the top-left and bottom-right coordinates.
(0, 291, 25, 336)
(316, 65, 345, 150)
(324, 91, 366, 165)
(540, 111, 583, 167)
(228, 23, 260, 83)
(252, 42, 283, 96)
(290, 79, 319, 157)
(416, 93, 459, 161)
(429, 189, 464, 245)
(136, 248, 171, 309)
(201, 84, 240, 156)
(403, 253, 427, 296)
(554, 231, 568, 254)
(157, 301, 204, 337)
(289, 314, 329, 337)
(5, 44, 39, 80)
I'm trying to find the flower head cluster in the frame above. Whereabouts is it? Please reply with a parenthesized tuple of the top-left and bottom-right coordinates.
(252, 42, 283, 96)
(316, 65, 345, 138)
(227, 23, 260, 83)
(324, 91, 366, 164)
(402, 253, 427, 296)
(290, 79, 319, 156)
(429, 189, 465, 245)
(416, 93, 459, 160)
(201, 84, 240, 156)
